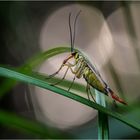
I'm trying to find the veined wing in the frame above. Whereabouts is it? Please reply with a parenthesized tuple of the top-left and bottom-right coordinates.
(78, 51, 107, 86)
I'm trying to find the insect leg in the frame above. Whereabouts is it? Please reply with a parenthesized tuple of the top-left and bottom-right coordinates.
(50, 62, 76, 86)
(50, 66, 69, 86)
(46, 54, 74, 80)
(65, 63, 76, 74)
(88, 84, 96, 103)
(68, 76, 76, 92)
(45, 64, 65, 79)
(86, 83, 90, 101)
(65, 62, 77, 91)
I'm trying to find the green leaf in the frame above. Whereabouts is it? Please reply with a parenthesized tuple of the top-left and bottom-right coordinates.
(0, 66, 140, 132)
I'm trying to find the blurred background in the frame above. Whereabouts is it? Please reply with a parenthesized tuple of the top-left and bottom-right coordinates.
(0, 1, 140, 139)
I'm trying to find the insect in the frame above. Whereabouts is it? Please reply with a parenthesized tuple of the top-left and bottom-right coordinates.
(47, 11, 127, 105)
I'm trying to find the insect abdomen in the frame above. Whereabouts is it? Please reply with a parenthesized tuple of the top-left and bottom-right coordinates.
(83, 67, 108, 95)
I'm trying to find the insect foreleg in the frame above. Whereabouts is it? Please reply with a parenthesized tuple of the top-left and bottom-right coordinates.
(50, 62, 76, 86)
(50, 66, 69, 86)
(46, 54, 74, 80)
(46, 64, 65, 79)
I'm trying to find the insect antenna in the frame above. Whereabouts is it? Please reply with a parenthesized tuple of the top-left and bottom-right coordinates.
(73, 10, 81, 52)
(69, 13, 73, 53)
(68, 10, 81, 53)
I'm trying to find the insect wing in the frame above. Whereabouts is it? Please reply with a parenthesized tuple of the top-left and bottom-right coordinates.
(81, 53, 107, 85)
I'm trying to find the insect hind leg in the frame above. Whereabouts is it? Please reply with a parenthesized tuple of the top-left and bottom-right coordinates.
(86, 84, 96, 103)
(68, 76, 76, 92)
(86, 83, 90, 101)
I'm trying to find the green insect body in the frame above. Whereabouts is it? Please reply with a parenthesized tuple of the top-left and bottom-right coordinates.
(73, 52, 107, 95)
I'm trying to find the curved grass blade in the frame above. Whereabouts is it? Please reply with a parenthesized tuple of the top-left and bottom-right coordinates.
(33, 71, 86, 95)
(0, 66, 140, 132)
(0, 47, 70, 97)
(0, 46, 86, 98)
(23, 46, 71, 69)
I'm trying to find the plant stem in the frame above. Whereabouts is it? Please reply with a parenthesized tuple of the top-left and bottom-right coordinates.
(0, 66, 140, 132)
(95, 90, 109, 139)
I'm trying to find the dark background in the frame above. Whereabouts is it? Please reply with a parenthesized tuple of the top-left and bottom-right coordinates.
(0, 1, 139, 139)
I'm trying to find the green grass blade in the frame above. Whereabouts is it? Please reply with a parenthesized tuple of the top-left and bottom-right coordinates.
(96, 90, 109, 139)
(23, 46, 71, 69)
(98, 112, 109, 139)
(32, 71, 86, 95)
(0, 46, 70, 97)
(0, 66, 140, 132)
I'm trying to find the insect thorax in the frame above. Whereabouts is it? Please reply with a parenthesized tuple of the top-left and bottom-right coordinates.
(74, 53, 87, 79)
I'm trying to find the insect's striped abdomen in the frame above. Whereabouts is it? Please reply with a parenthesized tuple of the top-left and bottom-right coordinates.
(83, 66, 108, 95)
